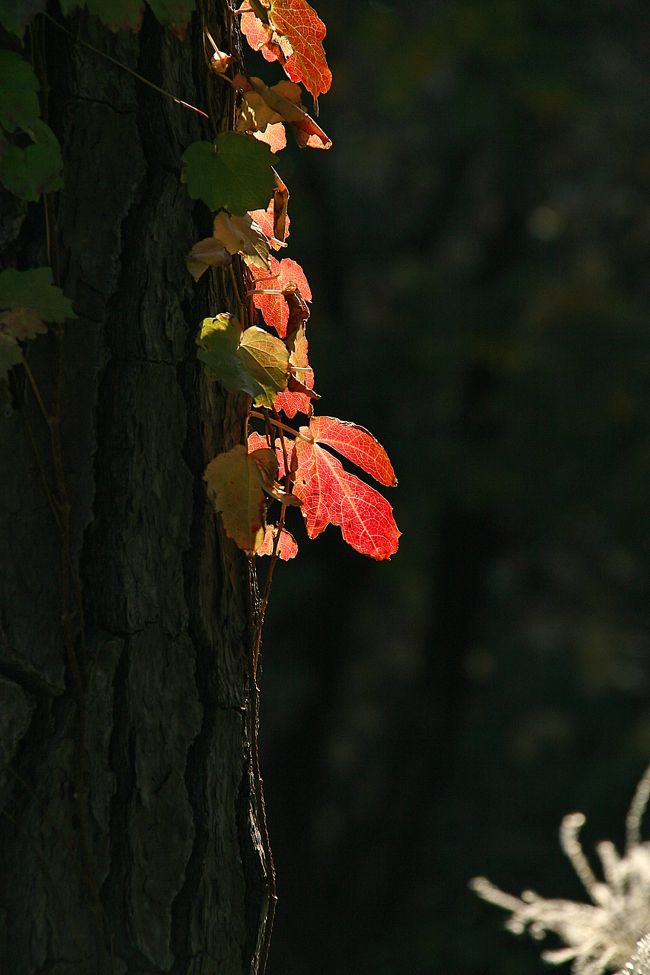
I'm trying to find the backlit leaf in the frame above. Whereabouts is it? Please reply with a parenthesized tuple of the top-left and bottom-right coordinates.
(273, 323, 314, 418)
(250, 174, 290, 248)
(253, 123, 287, 154)
(239, 0, 331, 100)
(268, 0, 331, 99)
(204, 444, 277, 554)
(292, 417, 400, 559)
(307, 416, 397, 486)
(252, 256, 312, 336)
(235, 75, 331, 150)
(249, 197, 291, 250)
(197, 313, 289, 407)
(257, 524, 298, 559)
(239, 326, 290, 405)
(181, 133, 275, 215)
(0, 268, 75, 323)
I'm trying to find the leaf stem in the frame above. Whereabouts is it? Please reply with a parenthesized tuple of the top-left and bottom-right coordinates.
(43, 13, 210, 120)
(250, 408, 307, 440)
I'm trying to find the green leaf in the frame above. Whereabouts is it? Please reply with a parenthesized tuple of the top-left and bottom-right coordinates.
(0, 118, 63, 202)
(0, 51, 40, 133)
(181, 133, 275, 215)
(197, 313, 289, 406)
(84, 0, 144, 30)
(0, 268, 75, 322)
(0, 332, 23, 381)
(0, 0, 46, 37)
(147, 0, 195, 34)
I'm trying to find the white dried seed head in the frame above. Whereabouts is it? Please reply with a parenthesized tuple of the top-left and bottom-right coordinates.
(471, 764, 650, 975)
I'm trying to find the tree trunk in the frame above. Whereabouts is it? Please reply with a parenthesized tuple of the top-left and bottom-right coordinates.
(0, 5, 272, 973)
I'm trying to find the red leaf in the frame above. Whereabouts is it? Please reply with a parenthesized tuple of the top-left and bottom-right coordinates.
(257, 524, 299, 559)
(268, 0, 332, 99)
(293, 418, 400, 560)
(307, 416, 397, 486)
(252, 256, 312, 336)
(239, 0, 331, 100)
(249, 199, 291, 250)
(248, 431, 289, 478)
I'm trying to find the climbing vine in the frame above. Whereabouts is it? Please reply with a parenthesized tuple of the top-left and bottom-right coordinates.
(0, 1, 399, 969)
(0, 0, 400, 573)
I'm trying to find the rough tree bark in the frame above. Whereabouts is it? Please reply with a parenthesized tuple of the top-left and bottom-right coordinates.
(0, 5, 272, 973)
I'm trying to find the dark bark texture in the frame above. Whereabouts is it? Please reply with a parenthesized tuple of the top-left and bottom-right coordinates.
(0, 6, 270, 973)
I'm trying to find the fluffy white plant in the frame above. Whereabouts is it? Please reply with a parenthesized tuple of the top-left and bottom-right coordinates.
(471, 765, 650, 975)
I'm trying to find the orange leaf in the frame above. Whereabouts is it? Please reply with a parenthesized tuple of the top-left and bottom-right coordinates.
(253, 123, 287, 154)
(249, 198, 291, 250)
(270, 0, 331, 98)
(239, 0, 331, 100)
(257, 524, 299, 559)
(273, 323, 315, 418)
(252, 256, 312, 336)
(236, 75, 331, 150)
(292, 417, 400, 559)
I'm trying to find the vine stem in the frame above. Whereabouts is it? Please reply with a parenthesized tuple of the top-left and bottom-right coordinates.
(43, 13, 210, 119)
(22, 358, 50, 423)
(248, 408, 296, 975)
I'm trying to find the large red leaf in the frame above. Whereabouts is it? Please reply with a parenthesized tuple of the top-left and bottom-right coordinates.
(293, 418, 399, 560)
(307, 416, 397, 486)
(252, 256, 311, 336)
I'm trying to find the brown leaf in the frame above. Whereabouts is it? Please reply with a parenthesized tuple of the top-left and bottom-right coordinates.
(235, 74, 331, 150)
(212, 211, 270, 270)
(186, 238, 232, 282)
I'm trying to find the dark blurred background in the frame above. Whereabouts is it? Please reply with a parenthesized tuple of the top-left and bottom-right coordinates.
(258, 2, 650, 971)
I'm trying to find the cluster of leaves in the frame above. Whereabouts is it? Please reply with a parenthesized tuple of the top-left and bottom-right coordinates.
(0, 0, 399, 560)
(184, 0, 400, 561)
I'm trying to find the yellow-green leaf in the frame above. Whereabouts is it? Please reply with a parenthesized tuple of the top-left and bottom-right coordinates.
(204, 444, 278, 553)
(197, 313, 289, 406)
